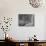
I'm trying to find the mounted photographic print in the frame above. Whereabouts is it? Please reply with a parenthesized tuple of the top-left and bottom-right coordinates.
(18, 14, 34, 26)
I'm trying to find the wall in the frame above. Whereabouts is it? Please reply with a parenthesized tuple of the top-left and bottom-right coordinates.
(44, 16, 46, 40)
(0, 0, 46, 40)
(9, 15, 45, 40)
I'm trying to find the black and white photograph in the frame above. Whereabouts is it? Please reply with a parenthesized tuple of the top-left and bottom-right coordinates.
(0, 0, 46, 46)
(18, 14, 34, 26)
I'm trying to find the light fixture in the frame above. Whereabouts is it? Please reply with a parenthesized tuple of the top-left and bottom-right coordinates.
(29, 0, 43, 8)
